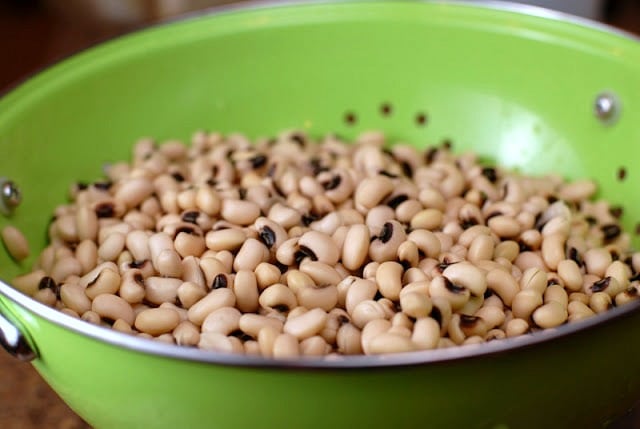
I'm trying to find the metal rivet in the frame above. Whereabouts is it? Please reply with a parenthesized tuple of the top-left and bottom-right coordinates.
(594, 92, 619, 124)
(0, 179, 21, 215)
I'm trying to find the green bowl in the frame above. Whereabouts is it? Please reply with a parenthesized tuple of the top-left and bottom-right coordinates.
(1, 2, 640, 428)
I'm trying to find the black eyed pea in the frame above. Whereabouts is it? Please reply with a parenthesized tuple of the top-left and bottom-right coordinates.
(97, 232, 126, 262)
(287, 306, 308, 319)
(273, 333, 301, 358)
(345, 278, 377, 314)
(361, 318, 392, 354)
(544, 284, 569, 307)
(174, 230, 206, 258)
(187, 288, 236, 326)
(336, 323, 363, 355)
(299, 260, 343, 287)
(397, 241, 419, 269)
(342, 224, 370, 271)
(54, 214, 78, 243)
(459, 295, 484, 316)
(244, 340, 261, 356)
(556, 260, 583, 292)
(234, 238, 270, 272)
(493, 240, 520, 262)
(407, 229, 441, 259)
(511, 289, 543, 320)
(588, 276, 624, 298)
(336, 276, 357, 308)
(283, 308, 328, 340)
(320, 308, 350, 344)
(403, 267, 428, 284)
(474, 305, 505, 329)
(532, 301, 567, 329)
(221, 199, 260, 226)
(201, 307, 242, 335)
(258, 283, 297, 313)
(354, 176, 394, 211)
(457, 314, 489, 338)
(568, 301, 596, 322)
(181, 256, 206, 290)
(369, 220, 407, 263)
(367, 332, 416, 354)
(75, 240, 98, 275)
(12, 270, 46, 296)
(395, 199, 423, 224)
(410, 208, 443, 231)
(238, 314, 284, 338)
(605, 261, 631, 290)
(362, 262, 380, 280)
(375, 261, 404, 301)
(284, 269, 315, 295)
(331, 225, 349, 255)
(505, 318, 530, 337)
(81, 310, 101, 324)
(541, 234, 566, 271)
(411, 317, 440, 350)
(125, 230, 152, 262)
(429, 275, 470, 311)
(514, 251, 547, 272)
(233, 270, 260, 313)
(34, 288, 57, 306)
(297, 230, 340, 266)
(199, 257, 228, 287)
(467, 234, 495, 263)
(76, 206, 99, 242)
(351, 300, 388, 329)
(144, 277, 182, 305)
(457, 225, 492, 248)
(51, 257, 83, 284)
(430, 296, 453, 335)
(583, 248, 612, 278)
(519, 267, 548, 294)
(391, 312, 414, 330)
(589, 291, 613, 313)
(399, 280, 430, 299)
(486, 269, 519, 307)
(205, 228, 246, 252)
(267, 203, 302, 230)
(387, 325, 412, 338)
(300, 335, 332, 356)
(254, 217, 288, 250)
(377, 298, 397, 320)
(92, 294, 135, 326)
(569, 292, 590, 305)
(195, 187, 221, 216)
(198, 332, 244, 353)
(442, 262, 487, 297)
(117, 250, 133, 267)
(541, 216, 571, 238)
(296, 284, 339, 312)
(159, 302, 188, 322)
(365, 206, 396, 236)
(112, 319, 134, 334)
(485, 329, 506, 341)
(177, 281, 207, 309)
(400, 292, 432, 319)
(84, 268, 121, 301)
(60, 283, 92, 315)
(254, 262, 282, 290)
(520, 229, 542, 250)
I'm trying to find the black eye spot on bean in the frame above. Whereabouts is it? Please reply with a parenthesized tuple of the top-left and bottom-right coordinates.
(460, 218, 479, 230)
(344, 112, 357, 125)
(485, 211, 502, 222)
(386, 194, 408, 210)
(415, 112, 427, 126)
(591, 277, 611, 293)
(38, 276, 56, 291)
(273, 304, 290, 313)
(610, 250, 619, 261)
(290, 133, 306, 147)
(430, 306, 443, 326)
(301, 213, 319, 226)
(133, 273, 145, 286)
(76, 182, 89, 191)
(443, 277, 466, 294)
(424, 147, 438, 164)
(337, 315, 350, 325)
(182, 211, 199, 224)
(568, 247, 584, 267)
(92, 181, 112, 191)
(176, 226, 199, 236)
(617, 167, 627, 181)
(378, 222, 393, 243)
(206, 178, 217, 187)
(259, 226, 276, 249)
(379, 170, 398, 178)
(626, 286, 639, 297)
(129, 260, 147, 269)
(322, 175, 341, 191)
(95, 202, 115, 218)
(171, 172, 185, 182)
(274, 261, 289, 274)
(294, 245, 318, 264)
(481, 167, 498, 184)
(380, 102, 392, 116)
(547, 278, 560, 286)
(460, 315, 481, 327)
(437, 259, 456, 273)
(250, 154, 267, 169)
(212, 274, 228, 289)
(400, 161, 413, 178)
(584, 216, 597, 226)
(547, 195, 558, 204)
(601, 224, 621, 242)
(609, 206, 624, 219)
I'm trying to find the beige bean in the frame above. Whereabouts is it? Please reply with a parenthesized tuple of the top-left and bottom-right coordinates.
(345, 278, 378, 314)
(220, 199, 260, 226)
(205, 228, 246, 252)
(361, 319, 392, 354)
(296, 284, 339, 312)
(407, 229, 441, 259)
(511, 289, 543, 320)
(375, 261, 404, 301)
(362, 261, 380, 280)
(82, 310, 101, 325)
(299, 260, 343, 286)
(514, 251, 547, 272)
(75, 240, 98, 275)
(568, 301, 595, 322)
(505, 318, 530, 337)
(541, 234, 565, 271)
(144, 277, 182, 305)
(583, 248, 612, 278)
(195, 187, 221, 216)
(341, 225, 370, 271)
(605, 261, 631, 290)
(351, 300, 387, 329)
(51, 257, 83, 284)
(60, 283, 92, 315)
(254, 262, 281, 290)
(244, 340, 261, 355)
(411, 317, 440, 350)
(488, 215, 521, 238)
(175, 281, 205, 309)
(300, 335, 331, 356)
(467, 234, 494, 263)
(98, 232, 126, 262)
(199, 332, 243, 353)
(273, 333, 300, 358)
(188, 288, 236, 326)
(75, 206, 99, 242)
(284, 308, 328, 340)
(556, 260, 582, 292)
(532, 301, 567, 329)
(233, 238, 269, 272)
(400, 292, 432, 319)
(442, 262, 487, 297)
(410, 208, 443, 230)
(239, 314, 283, 338)
(429, 275, 470, 310)
(544, 284, 568, 307)
(12, 270, 46, 296)
(486, 269, 519, 307)
(558, 179, 596, 202)
(202, 307, 241, 335)
(474, 305, 505, 329)
(134, 308, 181, 335)
(485, 329, 506, 341)
(589, 291, 613, 313)
(231, 270, 259, 313)
(92, 294, 135, 326)
(297, 230, 339, 266)
(520, 267, 548, 294)
(115, 177, 154, 209)
(367, 332, 415, 354)
(335, 323, 362, 355)
(259, 283, 297, 313)
(354, 176, 394, 210)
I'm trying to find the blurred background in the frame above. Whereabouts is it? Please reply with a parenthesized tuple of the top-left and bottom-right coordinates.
(1, 0, 640, 428)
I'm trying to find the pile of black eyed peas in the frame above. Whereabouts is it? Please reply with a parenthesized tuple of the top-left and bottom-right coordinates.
(11, 130, 640, 357)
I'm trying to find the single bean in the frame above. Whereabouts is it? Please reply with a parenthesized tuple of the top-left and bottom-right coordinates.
(187, 288, 236, 326)
(12, 270, 45, 296)
(273, 333, 300, 358)
(144, 277, 182, 305)
(511, 289, 543, 320)
(429, 275, 470, 310)
(60, 283, 92, 314)
(239, 314, 283, 338)
(284, 308, 328, 340)
(505, 318, 530, 337)
(532, 301, 567, 329)
(411, 317, 440, 350)
(259, 283, 297, 313)
(589, 291, 613, 313)
(442, 262, 487, 297)
(254, 262, 282, 290)
(234, 238, 269, 272)
(351, 300, 387, 329)
(202, 307, 242, 335)
(92, 294, 135, 326)
(376, 261, 404, 301)
(367, 332, 415, 354)
(544, 284, 568, 307)
(583, 248, 612, 278)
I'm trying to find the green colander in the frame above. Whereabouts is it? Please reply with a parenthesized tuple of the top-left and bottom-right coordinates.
(1, 1, 640, 428)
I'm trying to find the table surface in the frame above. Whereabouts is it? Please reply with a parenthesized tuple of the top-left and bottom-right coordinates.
(1, 1, 640, 428)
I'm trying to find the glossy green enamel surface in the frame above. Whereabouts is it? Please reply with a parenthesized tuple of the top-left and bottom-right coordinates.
(1, 1, 640, 427)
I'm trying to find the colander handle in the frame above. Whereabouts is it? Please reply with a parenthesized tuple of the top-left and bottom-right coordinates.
(0, 309, 36, 361)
